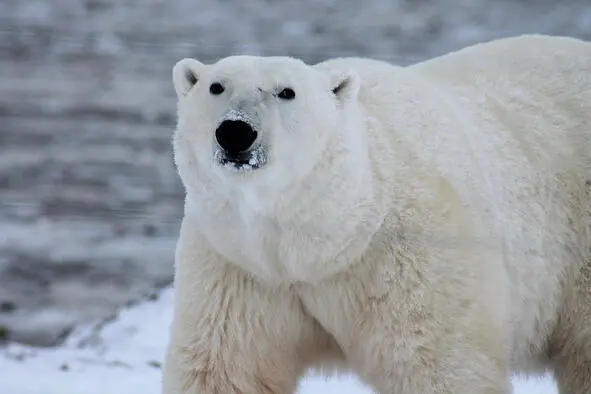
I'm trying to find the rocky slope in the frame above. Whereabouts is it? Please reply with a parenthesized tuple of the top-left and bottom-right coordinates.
(1, 0, 590, 346)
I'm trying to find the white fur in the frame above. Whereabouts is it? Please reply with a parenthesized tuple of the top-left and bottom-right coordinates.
(164, 35, 591, 394)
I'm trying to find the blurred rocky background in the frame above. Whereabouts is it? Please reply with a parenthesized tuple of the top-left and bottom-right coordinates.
(1, 0, 590, 347)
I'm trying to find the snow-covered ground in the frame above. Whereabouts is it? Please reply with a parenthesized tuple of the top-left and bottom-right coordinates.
(0, 287, 558, 394)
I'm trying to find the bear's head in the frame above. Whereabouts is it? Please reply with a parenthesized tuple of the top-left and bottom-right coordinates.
(172, 55, 362, 202)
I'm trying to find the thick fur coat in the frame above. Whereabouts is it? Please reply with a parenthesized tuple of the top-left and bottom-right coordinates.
(163, 35, 591, 393)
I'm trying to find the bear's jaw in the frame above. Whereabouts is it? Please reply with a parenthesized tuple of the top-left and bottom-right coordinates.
(213, 144, 267, 172)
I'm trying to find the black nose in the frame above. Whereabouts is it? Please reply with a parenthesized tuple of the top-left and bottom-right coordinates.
(215, 120, 258, 155)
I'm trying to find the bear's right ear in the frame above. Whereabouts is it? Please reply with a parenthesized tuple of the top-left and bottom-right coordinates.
(173, 58, 205, 97)
(329, 70, 360, 104)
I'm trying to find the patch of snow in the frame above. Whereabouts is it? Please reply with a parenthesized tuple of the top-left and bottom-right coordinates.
(0, 287, 558, 394)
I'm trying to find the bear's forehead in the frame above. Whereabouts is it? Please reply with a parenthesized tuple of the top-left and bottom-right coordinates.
(210, 55, 310, 83)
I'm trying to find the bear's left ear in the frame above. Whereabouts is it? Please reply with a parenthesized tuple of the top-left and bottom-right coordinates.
(330, 71, 360, 103)
(173, 58, 205, 97)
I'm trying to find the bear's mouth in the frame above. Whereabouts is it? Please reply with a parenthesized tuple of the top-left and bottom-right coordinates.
(213, 145, 267, 172)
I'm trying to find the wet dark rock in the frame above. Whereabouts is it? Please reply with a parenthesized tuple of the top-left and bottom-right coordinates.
(0, 301, 17, 314)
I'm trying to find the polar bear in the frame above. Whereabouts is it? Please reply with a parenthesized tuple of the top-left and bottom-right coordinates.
(163, 35, 591, 394)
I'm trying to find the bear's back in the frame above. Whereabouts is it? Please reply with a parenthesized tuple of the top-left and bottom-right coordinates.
(411, 34, 591, 90)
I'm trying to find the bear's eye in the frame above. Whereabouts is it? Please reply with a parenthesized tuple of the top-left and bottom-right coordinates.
(209, 82, 225, 95)
(277, 87, 296, 100)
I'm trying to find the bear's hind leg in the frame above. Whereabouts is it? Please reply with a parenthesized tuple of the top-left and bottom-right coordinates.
(549, 263, 591, 394)
(554, 359, 591, 394)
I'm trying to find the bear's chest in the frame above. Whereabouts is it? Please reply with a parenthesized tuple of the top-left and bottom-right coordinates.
(201, 211, 308, 282)
(191, 196, 365, 284)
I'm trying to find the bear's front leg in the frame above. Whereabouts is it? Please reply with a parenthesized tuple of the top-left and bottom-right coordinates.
(299, 230, 513, 394)
(162, 217, 338, 394)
